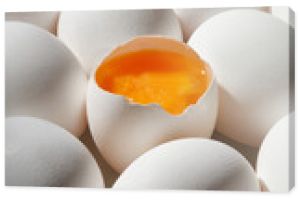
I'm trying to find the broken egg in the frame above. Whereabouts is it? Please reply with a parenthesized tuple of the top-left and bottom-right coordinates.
(58, 9, 183, 74)
(87, 36, 218, 172)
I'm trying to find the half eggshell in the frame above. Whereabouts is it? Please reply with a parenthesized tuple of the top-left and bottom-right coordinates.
(87, 36, 218, 172)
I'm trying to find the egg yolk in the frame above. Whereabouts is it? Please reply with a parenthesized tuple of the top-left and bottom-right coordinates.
(95, 49, 210, 115)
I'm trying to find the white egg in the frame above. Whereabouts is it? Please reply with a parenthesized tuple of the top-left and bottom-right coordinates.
(256, 113, 294, 192)
(80, 130, 119, 187)
(188, 9, 291, 147)
(5, 22, 87, 137)
(5, 11, 59, 34)
(5, 117, 104, 188)
(87, 36, 218, 173)
(212, 132, 258, 168)
(113, 138, 259, 190)
(271, 6, 295, 28)
(174, 7, 270, 41)
(58, 9, 183, 74)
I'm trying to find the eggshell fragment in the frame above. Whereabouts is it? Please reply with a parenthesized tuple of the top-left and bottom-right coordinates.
(87, 36, 218, 173)
(5, 117, 104, 188)
(256, 113, 294, 192)
(58, 9, 183, 74)
(174, 7, 270, 41)
(188, 9, 291, 147)
(5, 22, 87, 137)
(5, 11, 59, 34)
(113, 138, 259, 190)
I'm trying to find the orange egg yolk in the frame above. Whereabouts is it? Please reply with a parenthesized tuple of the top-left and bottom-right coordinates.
(95, 49, 210, 115)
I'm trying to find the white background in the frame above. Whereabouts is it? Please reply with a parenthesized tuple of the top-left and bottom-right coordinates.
(0, 0, 298, 199)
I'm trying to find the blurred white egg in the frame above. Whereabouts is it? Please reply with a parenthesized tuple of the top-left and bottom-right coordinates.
(174, 7, 270, 41)
(5, 22, 87, 137)
(5, 11, 59, 34)
(5, 117, 104, 188)
(256, 113, 294, 192)
(113, 138, 259, 190)
(271, 6, 295, 28)
(58, 9, 183, 74)
(188, 9, 291, 147)
(87, 36, 218, 172)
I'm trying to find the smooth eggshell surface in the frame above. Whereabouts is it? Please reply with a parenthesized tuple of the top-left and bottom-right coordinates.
(5, 11, 59, 34)
(256, 113, 294, 192)
(174, 7, 270, 41)
(58, 9, 183, 74)
(188, 9, 291, 147)
(5, 22, 87, 137)
(113, 138, 259, 190)
(271, 6, 295, 28)
(87, 65, 218, 173)
(212, 132, 258, 168)
(5, 117, 104, 188)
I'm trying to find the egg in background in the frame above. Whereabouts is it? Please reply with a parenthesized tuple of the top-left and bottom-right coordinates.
(174, 7, 270, 41)
(271, 6, 295, 28)
(5, 11, 59, 34)
(212, 132, 258, 168)
(5, 22, 87, 137)
(80, 130, 119, 188)
(256, 113, 295, 192)
(58, 9, 183, 74)
(113, 138, 259, 190)
(87, 36, 218, 173)
(188, 9, 291, 147)
(5, 117, 104, 188)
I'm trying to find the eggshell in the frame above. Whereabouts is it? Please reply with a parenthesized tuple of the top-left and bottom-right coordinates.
(212, 132, 258, 168)
(5, 11, 59, 34)
(80, 130, 119, 187)
(87, 37, 218, 172)
(188, 9, 291, 147)
(58, 9, 183, 74)
(5, 117, 104, 187)
(174, 7, 270, 41)
(271, 7, 295, 28)
(113, 138, 259, 190)
(256, 113, 294, 192)
(5, 22, 87, 137)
